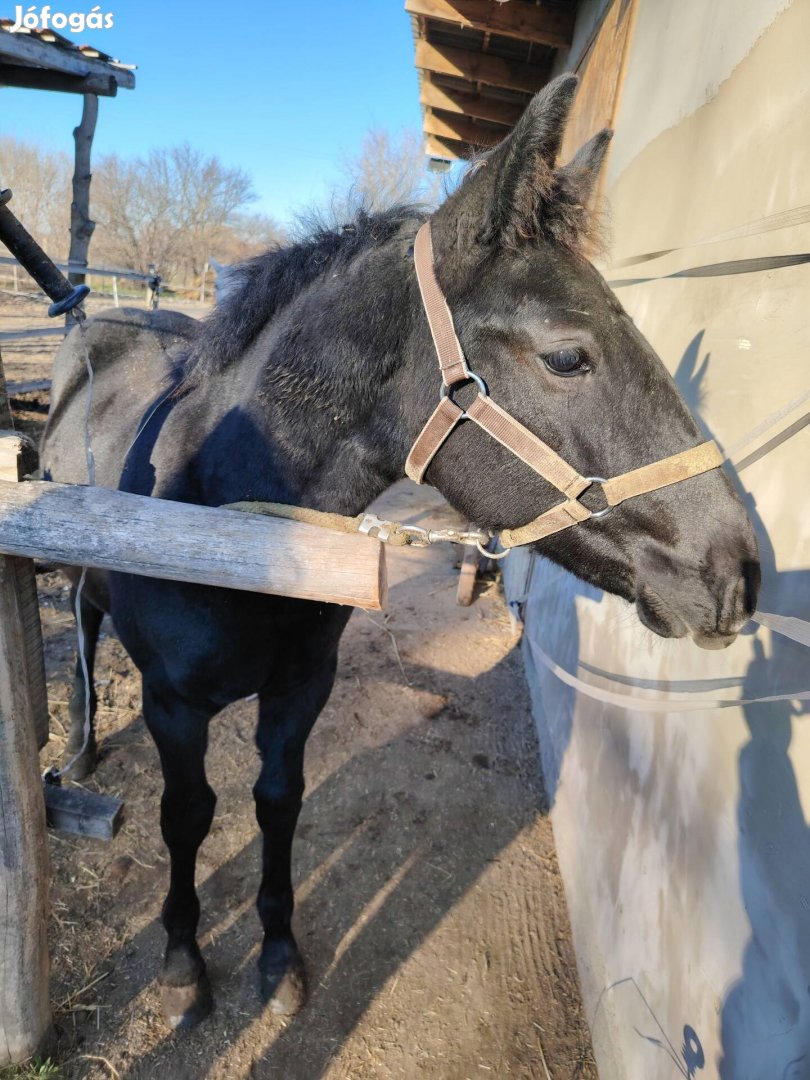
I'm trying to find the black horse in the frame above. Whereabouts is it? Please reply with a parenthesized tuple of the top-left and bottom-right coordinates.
(41, 76, 759, 1028)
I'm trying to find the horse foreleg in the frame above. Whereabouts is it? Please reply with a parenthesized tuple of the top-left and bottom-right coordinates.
(143, 680, 217, 1030)
(64, 583, 103, 779)
(254, 661, 337, 1014)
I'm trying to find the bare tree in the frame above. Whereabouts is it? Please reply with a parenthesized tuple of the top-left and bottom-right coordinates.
(340, 127, 443, 212)
(215, 212, 287, 263)
(92, 145, 256, 281)
(0, 136, 71, 256)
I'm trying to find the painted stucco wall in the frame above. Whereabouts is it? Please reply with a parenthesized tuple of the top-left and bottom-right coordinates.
(506, 2, 810, 1077)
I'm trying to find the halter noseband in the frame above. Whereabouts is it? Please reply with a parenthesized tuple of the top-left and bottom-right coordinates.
(405, 221, 723, 548)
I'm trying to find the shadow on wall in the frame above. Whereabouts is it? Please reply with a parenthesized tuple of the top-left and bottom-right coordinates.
(671, 333, 810, 1076)
(678, 331, 810, 1076)
(518, 330, 810, 1077)
(518, 329, 715, 807)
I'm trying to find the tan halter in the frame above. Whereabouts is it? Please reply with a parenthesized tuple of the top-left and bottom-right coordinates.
(405, 222, 724, 548)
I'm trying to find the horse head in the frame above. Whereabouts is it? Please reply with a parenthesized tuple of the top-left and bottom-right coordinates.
(403, 75, 759, 649)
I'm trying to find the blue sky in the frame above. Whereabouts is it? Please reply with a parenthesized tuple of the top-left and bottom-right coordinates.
(0, 0, 423, 225)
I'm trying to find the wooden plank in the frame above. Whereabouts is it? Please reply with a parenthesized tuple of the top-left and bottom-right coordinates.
(415, 39, 551, 94)
(424, 109, 504, 148)
(560, 0, 639, 169)
(0, 63, 117, 96)
(7, 379, 51, 397)
(0, 438, 48, 750)
(406, 0, 575, 49)
(0, 254, 150, 282)
(0, 552, 51, 1062)
(456, 536, 481, 606)
(0, 479, 387, 610)
(425, 133, 465, 160)
(43, 784, 123, 841)
(0, 353, 50, 1065)
(0, 29, 135, 88)
(0, 327, 65, 342)
(420, 76, 525, 127)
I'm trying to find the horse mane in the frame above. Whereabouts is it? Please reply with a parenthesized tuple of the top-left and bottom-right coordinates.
(178, 203, 424, 388)
(177, 152, 603, 392)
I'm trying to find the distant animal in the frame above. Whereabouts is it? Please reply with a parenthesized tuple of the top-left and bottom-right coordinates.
(41, 75, 759, 1028)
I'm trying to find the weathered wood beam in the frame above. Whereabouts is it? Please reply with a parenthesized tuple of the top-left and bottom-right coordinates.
(406, 0, 574, 49)
(67, 93, 98, 289)
(43, 784, 123, 841)
(0, 425, 50, 1066)
(420, 76, 524, 127)
(0, 551, 52, 1065)
(415, 39, 550, 94)
(0, 63, 116, 96)
(0, 31, 134, 88)
(424, 109, 504, 148)
(0, 478, 387, 610)
(425, 134, 465, 160)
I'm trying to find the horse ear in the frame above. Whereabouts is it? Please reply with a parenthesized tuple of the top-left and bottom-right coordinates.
(558, 128, 613, 204)
(486, 73, 579, 239)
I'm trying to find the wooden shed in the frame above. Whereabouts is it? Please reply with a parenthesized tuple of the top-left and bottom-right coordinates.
(406, 0, 579, 160)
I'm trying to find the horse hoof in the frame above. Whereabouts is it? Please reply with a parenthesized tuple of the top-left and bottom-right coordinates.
(61, 744, 98, 780)
(259, 943, 307, 1015)
(161, 973, 213, 1030)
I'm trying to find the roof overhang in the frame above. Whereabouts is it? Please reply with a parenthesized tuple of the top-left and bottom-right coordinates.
(407, 0, 578, 160)
(0, 20, 135, 97)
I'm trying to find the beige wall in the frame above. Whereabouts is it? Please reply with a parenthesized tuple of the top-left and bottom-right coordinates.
(508, 1, 810, 1076)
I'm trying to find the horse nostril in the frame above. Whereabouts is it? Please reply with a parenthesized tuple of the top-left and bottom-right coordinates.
(741, 559, 761, 617)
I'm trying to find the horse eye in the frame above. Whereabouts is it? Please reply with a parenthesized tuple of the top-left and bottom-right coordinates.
(542, 347, 589, 376)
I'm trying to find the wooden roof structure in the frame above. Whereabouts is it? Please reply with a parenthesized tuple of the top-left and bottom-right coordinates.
(0, 23, 135, 291)
(407, 0, 579, 160)
(0, 20, 135, 96)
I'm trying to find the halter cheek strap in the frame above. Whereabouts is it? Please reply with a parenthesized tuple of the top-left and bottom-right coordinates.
(405, 221, 724, 548)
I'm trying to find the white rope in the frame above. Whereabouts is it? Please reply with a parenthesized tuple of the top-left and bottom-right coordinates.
(47, 311, 95, 781)
(751, 610, 810, 649)
(526, 636, 810, 715)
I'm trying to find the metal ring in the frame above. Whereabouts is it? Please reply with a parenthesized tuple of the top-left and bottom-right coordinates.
(583, 476, 613, 519)
(476, 536, 510, 560)
(441, 371, 489, 403)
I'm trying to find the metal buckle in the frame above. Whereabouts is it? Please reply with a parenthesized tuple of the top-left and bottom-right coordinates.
(359, 514, 490, 548)
(440, 371, 488, 408)
(582, 476, 613, 519)
(359, 513, 398, 544)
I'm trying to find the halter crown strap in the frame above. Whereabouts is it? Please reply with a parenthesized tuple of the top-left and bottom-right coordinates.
(405, 221, 723, 548)
(412, 224, 470, 387)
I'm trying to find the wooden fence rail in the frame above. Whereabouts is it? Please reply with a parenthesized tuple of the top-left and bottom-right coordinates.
(0, 478, 386, 610)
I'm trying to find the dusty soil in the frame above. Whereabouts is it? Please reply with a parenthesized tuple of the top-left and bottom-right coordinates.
(1, 292, 597, 1080)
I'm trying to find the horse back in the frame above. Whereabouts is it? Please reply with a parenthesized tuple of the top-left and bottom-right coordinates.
(41, 307, 199, 490)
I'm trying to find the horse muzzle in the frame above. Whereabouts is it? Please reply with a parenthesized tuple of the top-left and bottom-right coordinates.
(633, 537, 761, 650)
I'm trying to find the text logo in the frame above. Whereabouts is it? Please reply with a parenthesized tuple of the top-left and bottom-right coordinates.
(9, 5, 114, 33)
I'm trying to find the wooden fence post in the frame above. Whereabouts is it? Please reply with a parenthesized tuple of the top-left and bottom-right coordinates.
(0, 413, 51, 1063)
(67, 93, 98, 294)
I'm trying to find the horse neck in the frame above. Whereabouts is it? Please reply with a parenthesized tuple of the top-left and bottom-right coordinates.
(193, 243, 421, 515)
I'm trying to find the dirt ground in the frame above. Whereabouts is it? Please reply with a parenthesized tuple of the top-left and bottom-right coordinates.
(1, 291, 597, 1080)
